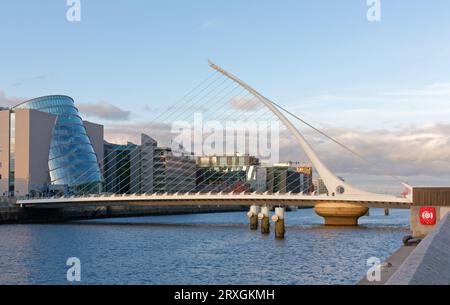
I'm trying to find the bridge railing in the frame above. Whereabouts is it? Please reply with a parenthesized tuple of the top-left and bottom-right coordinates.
(15, 191, 409, 203)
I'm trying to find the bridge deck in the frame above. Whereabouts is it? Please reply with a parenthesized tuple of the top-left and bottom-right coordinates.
(17, 193, 412, 209)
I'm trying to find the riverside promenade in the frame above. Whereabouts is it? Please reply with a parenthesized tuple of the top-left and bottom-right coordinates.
(360, 212, 450, 285)
(386, 212, 450, 285)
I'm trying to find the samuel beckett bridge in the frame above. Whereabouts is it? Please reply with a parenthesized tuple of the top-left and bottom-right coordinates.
(16, 61, 440, 237)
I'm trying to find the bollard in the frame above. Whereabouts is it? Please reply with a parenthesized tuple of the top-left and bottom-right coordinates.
(247, 205, 260, 230)
(272, 207, 286, 239)
(258, 206, 270, 234)
(385, 208, 390, 216)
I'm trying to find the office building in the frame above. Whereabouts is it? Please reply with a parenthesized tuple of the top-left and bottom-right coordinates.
(103, 134, 157, 194)
(0, 96, 103, 197)
(153, 147, 196, 193)
(266, 163, 313, 194)
(104, 134, 195, 194)
(103, 142, 141, 194)
(196, 154, 263, 193)
(314, 178, 329, 195)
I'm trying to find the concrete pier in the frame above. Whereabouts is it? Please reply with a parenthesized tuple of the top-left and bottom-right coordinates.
(247, 205, 259, 230)
(314, 202, 369, 226)
(258, 206, 270, 234)
(272, 207, 286, 239)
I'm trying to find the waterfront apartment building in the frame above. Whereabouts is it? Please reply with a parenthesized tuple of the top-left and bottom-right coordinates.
(103, 142, 141, 194)
(296, 165, 314, 193)
(195, 154, 265, 193)
(313, 178, 329, 195)
(0, 96, 104, 197)
(103, 134, 157, 194)
(196, 168, 249, 193)
(104, 134, 195, 194)
(265, 162, 313, 194)
(153, 147, 196, 193)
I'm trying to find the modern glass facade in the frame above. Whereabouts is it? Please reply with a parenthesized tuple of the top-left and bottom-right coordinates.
(103, 142, 140, 194)
(14, 95, 103, 193)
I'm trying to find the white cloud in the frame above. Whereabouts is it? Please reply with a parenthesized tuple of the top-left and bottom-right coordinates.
(278, 123, 450, 179)
(78, 101, 131, 121)
(0, 90, 25, 108)
(229, 96, 261, 111)
(104, 122, 173, 146)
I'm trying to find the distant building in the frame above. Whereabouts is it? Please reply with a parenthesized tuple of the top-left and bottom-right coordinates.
(313, 178, 328, 195)
(195, 155, 262, 193)
(104, 134, 196, 195)
(0, 96, 104, 197)
(296, 165, 314, 193)
(104, 134, 157, 194)
(103, 142, 141, 194)
(140, 134, 158, 193)
(266, 162, 313, 194)
(253, 167, 267, 193)
(197, 154, 260, 168)
(153, 147, 196, 193)
(196, 168, 248, 193)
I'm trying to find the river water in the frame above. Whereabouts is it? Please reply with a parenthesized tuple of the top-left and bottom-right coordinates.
(0, 208, 409, 285)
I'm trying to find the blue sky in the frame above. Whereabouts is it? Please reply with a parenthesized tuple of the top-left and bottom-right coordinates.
(1, 1, 449, 115)
(1, 0, 450, 186)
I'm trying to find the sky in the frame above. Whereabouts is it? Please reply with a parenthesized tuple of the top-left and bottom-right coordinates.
(1, 0, 449, 190)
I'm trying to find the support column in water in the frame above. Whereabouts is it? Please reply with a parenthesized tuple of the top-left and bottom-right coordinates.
(272, 207, 286, 239)
(247, 205, 260, 230)
(258, 206, 270, 234)
(314, 203, 369, 226)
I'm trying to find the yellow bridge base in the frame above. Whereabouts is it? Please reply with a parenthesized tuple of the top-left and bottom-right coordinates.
(314, 202, 369, 226)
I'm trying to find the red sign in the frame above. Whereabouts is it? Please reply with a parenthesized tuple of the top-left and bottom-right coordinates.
(420, 207, 437, 225)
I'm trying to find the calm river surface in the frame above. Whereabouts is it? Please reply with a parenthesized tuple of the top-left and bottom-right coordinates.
(0, 208, 409, 285)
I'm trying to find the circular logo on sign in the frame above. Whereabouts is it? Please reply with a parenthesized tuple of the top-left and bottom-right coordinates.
(420, 207, 437, 225)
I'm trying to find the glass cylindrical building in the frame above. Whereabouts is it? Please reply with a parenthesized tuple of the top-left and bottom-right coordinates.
(14, 95, 103, 193)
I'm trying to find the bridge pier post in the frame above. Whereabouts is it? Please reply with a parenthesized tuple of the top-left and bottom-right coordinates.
(258, 206, 270, 234)
(272, 207, 286, 239)
(247, 205, 260, 230)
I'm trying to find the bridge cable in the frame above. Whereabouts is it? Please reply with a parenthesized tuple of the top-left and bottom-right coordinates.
(267, 100, 407, 185)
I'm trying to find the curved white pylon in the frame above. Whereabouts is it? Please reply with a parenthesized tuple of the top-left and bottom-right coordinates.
(208, 60, 374, 196)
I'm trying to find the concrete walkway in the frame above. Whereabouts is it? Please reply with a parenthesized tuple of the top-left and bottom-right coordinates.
(386, 213, 450, 285)
(358, 245, 417, 285)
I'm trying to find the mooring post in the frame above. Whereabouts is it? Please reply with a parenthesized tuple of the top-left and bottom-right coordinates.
(385, 208, 390, 216)
(272, 207, 286, 239)
(247, 205, 260, 230)
(258, 206, 270, 234)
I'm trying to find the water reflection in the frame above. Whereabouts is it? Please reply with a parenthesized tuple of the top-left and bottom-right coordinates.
(0, 208, 409, 285)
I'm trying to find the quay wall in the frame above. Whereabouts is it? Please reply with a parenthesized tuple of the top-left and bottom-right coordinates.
(386, 213, 450, 285)
(0, 204, 247, 224)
